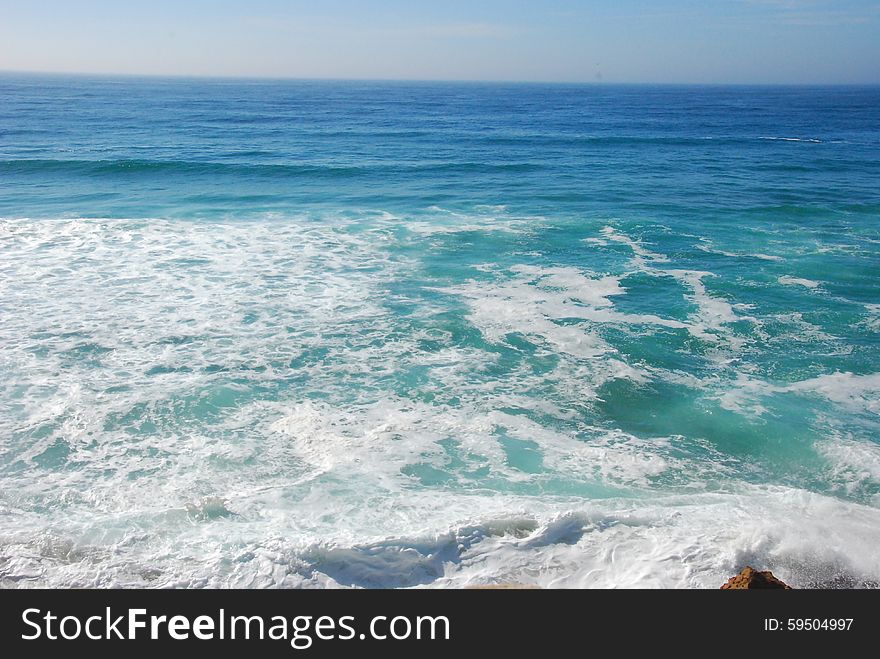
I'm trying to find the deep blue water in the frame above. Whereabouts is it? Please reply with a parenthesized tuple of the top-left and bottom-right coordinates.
(1, 74, 879, 588)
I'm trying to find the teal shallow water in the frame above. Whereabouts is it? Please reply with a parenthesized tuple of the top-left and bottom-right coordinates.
(0, 77, 879, 587)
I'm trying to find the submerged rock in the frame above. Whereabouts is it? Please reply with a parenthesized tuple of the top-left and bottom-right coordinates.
(721, 567, 792, 589)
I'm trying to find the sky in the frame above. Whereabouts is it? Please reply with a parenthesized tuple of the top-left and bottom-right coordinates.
(1, 0, 878, 83)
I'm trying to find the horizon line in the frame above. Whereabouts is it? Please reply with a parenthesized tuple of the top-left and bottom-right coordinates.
(1, 69, 879, 87)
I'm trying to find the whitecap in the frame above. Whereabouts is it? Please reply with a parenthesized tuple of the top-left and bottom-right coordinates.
(779, 275, 821, 289)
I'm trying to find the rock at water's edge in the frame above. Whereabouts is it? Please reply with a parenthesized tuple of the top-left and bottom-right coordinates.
(721, 567, 792, 589)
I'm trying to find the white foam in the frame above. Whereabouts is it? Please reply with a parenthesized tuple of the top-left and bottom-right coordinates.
(3, 485, 879, 589)
(405, 222, 525, 236)
(770, 312, 837, 343)
(440, 261, 703, 384)
(862, 304, 880, 331)
(263, 395, 675, 491)
(601, 226, 669, 269)
(779, 275, 821, 289)
(714, 370, 880, 419)
(817, 435, 880, 501)
(427, 488, 880, 589)
(696, 242, 784, 262)
(596, 227, 751, 344)
(759, 137, 822, 143)
(716, 373, 772, 417)
(1, 217, 877, 590)
(510, 265, 625, 307)
(786, 372, 880, 415)
(669, 269, 743, 337)
(440, 269, 617, 359)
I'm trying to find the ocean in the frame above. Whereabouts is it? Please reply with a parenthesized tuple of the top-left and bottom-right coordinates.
(1, 74, 879, 588)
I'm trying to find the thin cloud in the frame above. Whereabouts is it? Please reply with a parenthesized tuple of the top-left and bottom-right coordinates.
(243, 16, 517, 40)
(416, 23, 517, 39)
(743, 0, 880, 25)
(779, 10, 876, 25)
(746, 0, 821, 7)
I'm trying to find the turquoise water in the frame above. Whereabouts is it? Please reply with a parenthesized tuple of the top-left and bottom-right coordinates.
(1, 75, 879, 588)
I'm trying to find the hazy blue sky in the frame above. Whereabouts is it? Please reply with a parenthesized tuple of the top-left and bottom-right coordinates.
(1, 1, 878, 83)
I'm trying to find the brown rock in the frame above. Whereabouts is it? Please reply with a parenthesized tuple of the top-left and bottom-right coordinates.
(721, 566, 792, 589)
